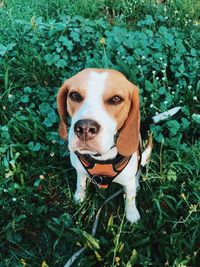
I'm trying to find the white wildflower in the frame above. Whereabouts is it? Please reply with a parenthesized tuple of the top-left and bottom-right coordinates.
(5, 171, 12, 178)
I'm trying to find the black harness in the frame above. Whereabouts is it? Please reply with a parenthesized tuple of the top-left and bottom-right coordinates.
(75, 142, 142, 189)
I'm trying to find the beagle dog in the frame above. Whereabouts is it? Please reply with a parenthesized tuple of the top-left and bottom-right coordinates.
(57, 68, 152, 223)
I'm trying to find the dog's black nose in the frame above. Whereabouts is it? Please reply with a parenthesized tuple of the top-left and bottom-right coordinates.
(74, 119, 100, 141)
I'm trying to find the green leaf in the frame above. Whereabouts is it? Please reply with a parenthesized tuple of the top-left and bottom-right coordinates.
(158, 87, 166, 95)
(82, 231, 100, 250)
(137, 15, 155, 26)
(23, 87, 32, 93)
(126, 249, 138, 267)
(56, 47, 63, 53)
(53, 54, 60, 62)
(28, 142, 41, 151)
(197, 80, 200, 91)
(54, 22, 66, 31)
(150, 125, 164, 143)
(191, 48, 197, 57)
(59, 36, 73, 50)
(6, 42, 16, 51)
(167, 169, 177, 181)
(34, 179, 42, 187)
(192, 114, 200, 124)
(39, 103, 52, 114)
(43, 119, 51, 127)
(166, 120, 180, 136)
(14, 214, 27, 223)
(157, 15, 166, 22)
(107, 215, 113, 231)
(0, 44, 7, 56)
(181, 118, 190, 130)
(55, 59, 67, 68)
(70, 31, 80, 42)
(145, 80, 153, 92)
(44, 110, 57, 127)
(13, 183, 20, 189)
(60, 213, 72, 227)
(20, 95, 29, 103)
(179, 63, 185, 73)
(44, 54, 53, 65)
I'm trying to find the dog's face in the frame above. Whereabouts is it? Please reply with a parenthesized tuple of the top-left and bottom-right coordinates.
(57, 69, 140, 156)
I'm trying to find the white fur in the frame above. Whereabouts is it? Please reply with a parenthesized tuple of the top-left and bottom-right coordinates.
(71, 146, 151, 223)
(68, 71, 117, 155)
(141, 145, 152, 166)
(68, 70, 151, 223)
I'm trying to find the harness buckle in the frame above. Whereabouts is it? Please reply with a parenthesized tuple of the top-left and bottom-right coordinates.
(91, 175, 103, 188)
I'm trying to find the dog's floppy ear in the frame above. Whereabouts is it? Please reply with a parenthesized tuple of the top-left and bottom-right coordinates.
(57, 81, 69, 140)
(116, 85, 140, 156)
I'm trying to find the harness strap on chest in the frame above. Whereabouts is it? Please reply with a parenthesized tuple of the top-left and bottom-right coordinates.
(75, 152, 132, 188)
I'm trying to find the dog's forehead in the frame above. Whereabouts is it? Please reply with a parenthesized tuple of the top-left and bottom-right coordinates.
(87, 71, 108, 93)
(68, 68, 130, 95)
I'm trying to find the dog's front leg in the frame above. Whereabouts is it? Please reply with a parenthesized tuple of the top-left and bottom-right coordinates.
(123, 180, 140, 224)
(74, 172, 87, 203)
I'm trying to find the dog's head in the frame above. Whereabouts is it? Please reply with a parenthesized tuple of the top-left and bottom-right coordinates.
(57, 69, 140, 156)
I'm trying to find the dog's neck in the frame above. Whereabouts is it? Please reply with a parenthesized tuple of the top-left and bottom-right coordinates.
(90, 147, 118, 161)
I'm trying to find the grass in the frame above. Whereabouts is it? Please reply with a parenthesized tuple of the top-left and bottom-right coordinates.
(1, 0, 200, 29)
(0, 0, 200, 266)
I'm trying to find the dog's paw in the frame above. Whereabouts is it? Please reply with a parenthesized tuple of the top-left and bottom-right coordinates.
(125, 204, 140, 224)
(74, 190, 85, 203)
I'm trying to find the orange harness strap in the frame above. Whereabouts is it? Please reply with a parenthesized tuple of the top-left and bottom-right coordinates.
(76, 153, 132, 188)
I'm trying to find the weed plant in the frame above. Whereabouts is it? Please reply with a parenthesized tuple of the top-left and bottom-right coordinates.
(0, 0, 199, 266)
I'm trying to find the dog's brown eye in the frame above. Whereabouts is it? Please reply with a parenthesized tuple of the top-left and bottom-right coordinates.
(108, 95, 123, 105)
(69, 92, 83, 102)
